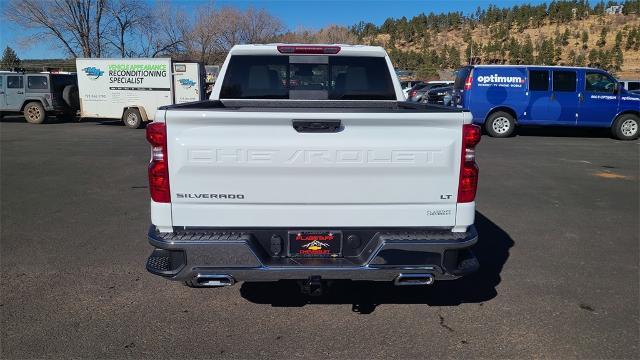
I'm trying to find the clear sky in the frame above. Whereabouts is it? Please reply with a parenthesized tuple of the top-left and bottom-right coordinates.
(0, 0, 549, 59)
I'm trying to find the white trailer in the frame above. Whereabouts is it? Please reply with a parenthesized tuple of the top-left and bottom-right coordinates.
(76, 58, 204, 128)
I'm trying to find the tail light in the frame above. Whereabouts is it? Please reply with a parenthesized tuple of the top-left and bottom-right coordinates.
(458, 124, 481, 203)
(464, 74, 473, 90)
(146, 122, 170, 203)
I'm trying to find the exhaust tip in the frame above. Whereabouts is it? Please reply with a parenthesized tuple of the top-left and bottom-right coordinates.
(194, 274, 235, 287)
(394, 273, 435, 286)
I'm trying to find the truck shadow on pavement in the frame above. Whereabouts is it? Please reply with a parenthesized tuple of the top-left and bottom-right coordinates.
(240, 212, 513, 313)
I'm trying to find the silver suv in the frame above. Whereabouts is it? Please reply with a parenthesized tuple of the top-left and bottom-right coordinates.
(0, 72, 79, 124)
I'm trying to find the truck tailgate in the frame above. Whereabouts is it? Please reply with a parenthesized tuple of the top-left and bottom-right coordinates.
(165, 109, 465, 227)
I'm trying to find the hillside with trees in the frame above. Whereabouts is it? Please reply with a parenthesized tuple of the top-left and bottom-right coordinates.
(3, 0, 639, 79)
(350, 0, 640, 78)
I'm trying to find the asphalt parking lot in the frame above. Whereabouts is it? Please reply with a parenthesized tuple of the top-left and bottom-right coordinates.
(1, 117, 638, 359)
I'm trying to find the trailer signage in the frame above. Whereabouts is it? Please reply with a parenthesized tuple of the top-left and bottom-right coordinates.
(107, 64, 168, 85)
(81, 67, 104, 79)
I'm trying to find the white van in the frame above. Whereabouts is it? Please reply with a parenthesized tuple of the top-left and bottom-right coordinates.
(76, 58, 205, 128)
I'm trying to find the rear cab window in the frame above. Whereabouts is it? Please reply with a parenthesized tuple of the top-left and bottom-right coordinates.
(220, 55, 396, 100)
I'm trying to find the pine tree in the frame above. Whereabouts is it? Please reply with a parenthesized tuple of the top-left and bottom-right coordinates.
(601, 49, 614, 72)
(417, 64, 438, 80)
(536, 37, 556, 65)
(568, 49, 577, 65)
(613, 46, 624, 71)
(588, 49, 598, 67)
(622, 0, 640, 15)
(596, 27, 608, 48)
(613, 31, 624, 71)
(615, 31, 623, 47)
(0, 46, 20, 70)
(554, 44, 562, 64)
(561, 28, 570, 46)
(626, 28, 637, 50)
(522, 36, 535, 64)
(430, 49, 441, 68)
(581, 30, 589, 49)
(554, 29, 562, 46)
(420, 32, 431, 51)
(447, 46, 461, 68)
(508, 38, 521, 64)
(462, 29, 472, 44)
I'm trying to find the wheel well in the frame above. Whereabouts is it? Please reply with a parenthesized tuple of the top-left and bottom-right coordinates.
(616, 110, 640, 120)
(611, 110, 640, 127)
(486, 107, 517, 124)
(20, 100, 43, 112)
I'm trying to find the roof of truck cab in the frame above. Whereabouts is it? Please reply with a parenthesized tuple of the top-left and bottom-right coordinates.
(228, 44, 388, 57)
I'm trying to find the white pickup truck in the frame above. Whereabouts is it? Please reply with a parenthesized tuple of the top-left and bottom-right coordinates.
(145, 44, 481, 293)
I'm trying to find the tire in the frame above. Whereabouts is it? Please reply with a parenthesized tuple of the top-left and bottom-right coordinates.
(611, 114, 639, 140)
(23, 102, 46, 124)
(123, 108, 143, 129)
(485, 111, 515, 138)
(62, 84, 80, 109)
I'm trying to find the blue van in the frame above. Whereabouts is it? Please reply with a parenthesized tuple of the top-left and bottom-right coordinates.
(453, 65, 640, 140)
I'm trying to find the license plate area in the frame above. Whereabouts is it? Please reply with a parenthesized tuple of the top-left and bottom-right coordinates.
(288, 231, 342, 257)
